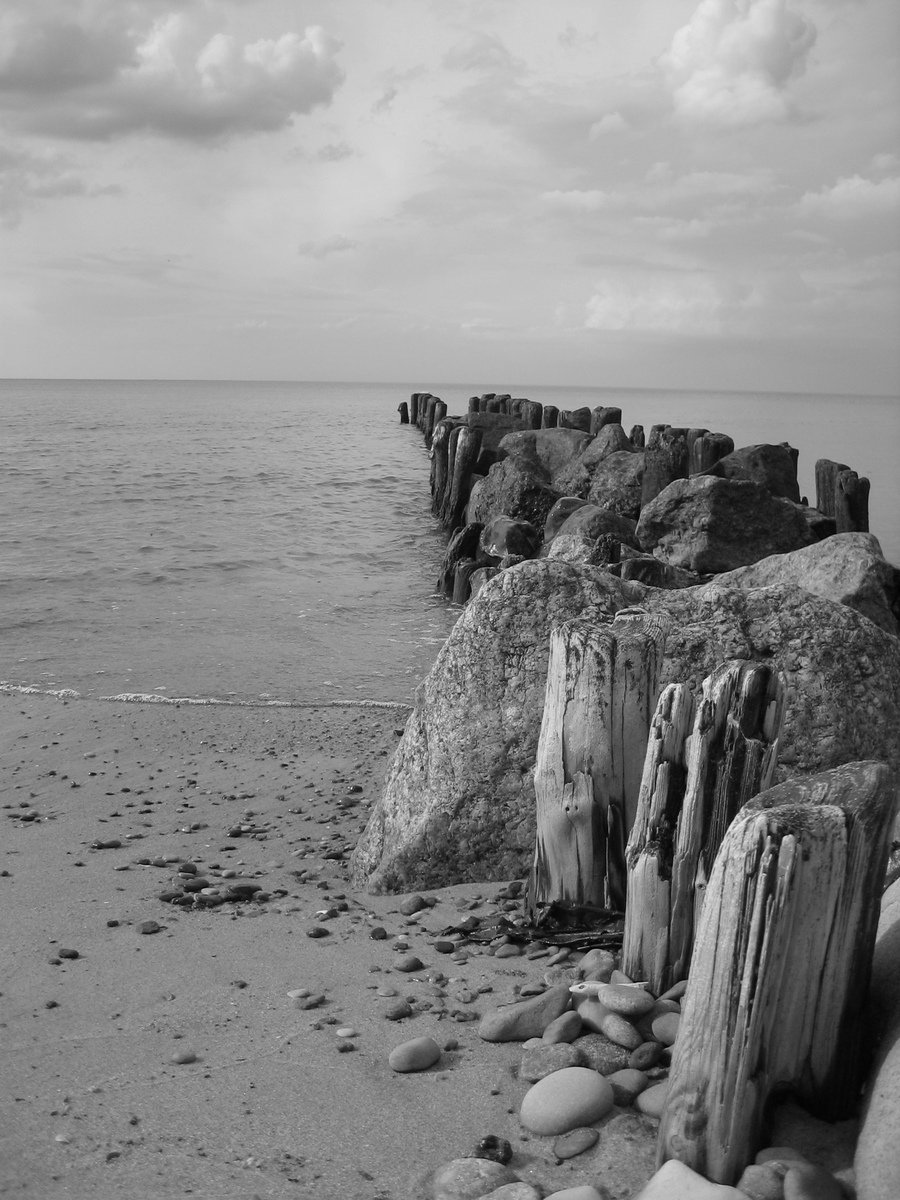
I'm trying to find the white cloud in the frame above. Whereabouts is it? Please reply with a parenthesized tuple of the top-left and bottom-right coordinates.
(584, 273, 727, 334)
(588, 112, 627, 138)
(0, 140, 93, 226)
(297, 234, 357, 258)
(661, 0, 817, 126)
(542, 188, 608, 212)
(798, 174, 900, 220)
(0, 9, 344, 141)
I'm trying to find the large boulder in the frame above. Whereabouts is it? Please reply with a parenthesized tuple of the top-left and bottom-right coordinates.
(552, 425, 634, 498)
(466, 458, 562, 530)
(498, 428, 593, 484)
(586, 450, 645, 518)
(349, 559, 900, 892)
(699, 443, 801, 501)
(480, 517, 541, 560)
(716, 533, 900, 636)
(636, 476, 815, 573)
(550, 504, 638, 548)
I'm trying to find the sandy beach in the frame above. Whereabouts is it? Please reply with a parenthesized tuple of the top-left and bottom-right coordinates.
(0, 691, 862, 1200)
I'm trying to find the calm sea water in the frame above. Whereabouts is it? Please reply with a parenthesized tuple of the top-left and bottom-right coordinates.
(1, 379, 897, 706)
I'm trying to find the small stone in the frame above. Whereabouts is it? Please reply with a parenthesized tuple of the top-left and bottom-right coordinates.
(735, 1163, 785, 1200)
(306, 925, 330, 938)
(399, 894, 427, 916)
(596, 983, 656, 1019)
(171, 1050, 198, 1064)
(755, 1148, 809, 1169)
(650, 1011, 680, 1046)
(388, 1035, 441, 1072)
(335, 1027, 357, 1038)
(473, 1135, 513, 1165)
(58, 948, 80, 960)
(478, 986, 572, 1043)
(369, 925, 388, 940)
(138, 921, 162, 935)
(543, 965, 581, 988)
(606, 1068, 649, 1107)
(494, 943, 521, 958)
(542, 1010, 583, 1044)
(599, 1010, 643, 1050)
(552, 1126, 599, 1160)
(783, 1163, 843, 1200)
(628, 1041, 664, 1071)
(394, 953, 424, 973)
(430, 1157, 517, 1199)
(480, 1186, 542, 1200)
(572, 1033, 630, 1075)
(382, 999, 414, 1022)
(658, 979, 688, 1003)
(634, 1079, 669, 1119)
(294, 992, 325, 1010)
(519, 1067, 614, 1135)
(575, 947, 616, 982)
(520, 1042, 587, 1082)
(434, 939, 456, 954)
(632, 1160, 746, 1198)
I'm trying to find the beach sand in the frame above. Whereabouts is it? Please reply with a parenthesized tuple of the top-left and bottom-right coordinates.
(0, 693, 858, 1200)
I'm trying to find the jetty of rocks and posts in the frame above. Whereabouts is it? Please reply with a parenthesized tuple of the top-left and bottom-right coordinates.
(379, 389, 900, 1198)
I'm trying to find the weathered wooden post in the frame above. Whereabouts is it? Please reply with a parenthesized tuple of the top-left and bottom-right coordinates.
(641, 425, 689, 507)
(630, 425, 645, 449)
(814, 458, 850, 517)
(467, 396, 480, 414)
(659, 761, 898, 1185)
(436, 522, 483, 597)
(430, 417, 454, 515)
(622, 661, 786, 993)
(409, 393, 421, 426)
(526, 609, 668, 922)
(398, 401, 409, 424)
(590, 406, 623, 434)
(558, 407, 592, 432)
(836, 468, 870, 532)
(542, 405, 560, 429)
(520, 400, 543, 430)
(689, 432, 734, 475)
(452, 558, 481, 604)
(444, 425, 483, 529)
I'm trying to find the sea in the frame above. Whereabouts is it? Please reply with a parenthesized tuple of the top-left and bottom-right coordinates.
(1, 379, 898, 709)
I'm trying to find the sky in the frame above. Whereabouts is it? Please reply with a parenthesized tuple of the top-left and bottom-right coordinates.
(1, 0, 898, 394)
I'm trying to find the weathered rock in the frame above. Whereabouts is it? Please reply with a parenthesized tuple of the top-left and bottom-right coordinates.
(552, 1127, 600, 1160)
(519, 1066, 614, 1135)
(478, 986, 572, 1042)
(520, 1042, 587, 1082)
(634, 1079, 669, 1118)
(349, 559, 900, 892)
(552, 425, 635, 498)
(388, 1035, 441, 1072)
(607, 1068, 650, 1106)
(543, 497, 592, 542)
(596, 984, 656, 1019)
(481, 517, 541, 560)
(551, 503, 638, 549)
(735, 1163, 784, 1200)
(542, 1010, 583, 1044)
(699, 443, 800, 502)
(544, 1188, 606, 1200)
(430, 1157, 518, 1200)
(499, 429, 594, 483)
(571, 1032, 631, 1075)
(467, 459, 562, 531)
(546, 532, 623, 569)
(636, 477, 814, 573)
(716, 532, 900, 637)
(619, 555, 701, 589)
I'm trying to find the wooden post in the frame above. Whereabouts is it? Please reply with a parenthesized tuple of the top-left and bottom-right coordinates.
(835, 469, 870, 532)
(398, 401, 409, 424)
(467, 396, 480, 414)
(526, 610, 668, 922)
(452, 558, 481, 604)
(520, 400, 543, 430)
(436, 522, 483, 596)
(558, 407, 592, 432)
(641, 426, 689, 507)
(444, 425, 483, 529)
(630, 425, 645, 449)
(658, 761, 898, 1185)
(409, 393, 421, 425)
(622, 662, 786, 993)
(590, 406, 623, 435)
(815, 458, 850, 517)
(430, 418, 454, 516)
(689, 432, 734, 475)
(542, 405, 560, 429)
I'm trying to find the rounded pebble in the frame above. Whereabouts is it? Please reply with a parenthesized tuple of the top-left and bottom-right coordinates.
(606, 1067, 649, 1106)
(735, 1163, 785, 1200)
(430, 1157, 516, 1198)
(519, 1067, 614, 1135)
(480, 1185, 542, 1200)
(520, 1042, 587, 1083)
(382, 998, 413, 1021)
(650, 1011, 680, 1046)
(783, 1163, 843, 1200)
(542, 1010, 583, 1045)
(335, 1027, 357, 1038)
(552, 1126, 599, 1160)
(600, 1011, 643, 1050)
(628, 1041, 664, 1070)
(596, 983, 656, 1018)
(394, 953, 424, 973)
(543, 1187, 606, 1200)
(474, 1135, 513, 1164)
(388, 1035, 441, 1073)
(171, 1050, 198, 1064)
(634, 1079, 669, 1118)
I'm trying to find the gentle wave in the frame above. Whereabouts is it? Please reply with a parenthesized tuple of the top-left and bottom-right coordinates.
(0, 681, 411, 711)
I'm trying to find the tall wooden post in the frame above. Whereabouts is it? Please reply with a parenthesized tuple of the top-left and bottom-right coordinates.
(542, 405, 560, 429)
(398, 401, 409, 424)
(622, 662, 786, 993)
(641, 426, 689, 507)
(658, 762, 898, 1185)
(409, 393, 421, 426)
(835, 469, 870, 532)
(630, 425, 645, 449)
(590, 406, 623, 434)
(526, 610, 668, 921)
(444, 425, 483, 529)
(430, 418, 454, 515)
(815, 458, 850, 518)
(689, 432, 734, 475)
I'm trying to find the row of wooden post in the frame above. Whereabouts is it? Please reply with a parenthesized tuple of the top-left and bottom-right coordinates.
(525, 609, 896, 1185)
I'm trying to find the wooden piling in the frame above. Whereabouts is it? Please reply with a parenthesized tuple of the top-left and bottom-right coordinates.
(590, 406, 623, 435)
(622, 661, 786, 994)
(658, 761, 898, 1184)
(558, 407, 592, 433)
(436, 522, 483, 597)
(630, 425, 645, 449)
(398, 401, 409, 424)
(445, 425, 483, 529)
(409, 393, 421, 425)
(526, 610, 668, 921)
(835, 469, 870, 533)
(542, 405, 560, 429)
(641, 426, 689, 507)
(430, 417, 454, 516)
(689, 432, 734, 475)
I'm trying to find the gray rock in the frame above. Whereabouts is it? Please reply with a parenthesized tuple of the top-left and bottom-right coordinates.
(543, 496, 593, 541)
(520, 1041, 588, 1081)
(500, 428, 594, 483)
(478, 985, 572, 1042)
(587, 449, 645, 518)
(716, 532, 899, 636)
(735, 1163, 784, 1200)
(466, 458, 561, 531)
(571, 1032, 631, 1074)
(550, 503, 638, 549)
(552, 425, 635, 498)
(481, 517, 541, 560)
(349, 558, 900, 892)
(699, 443, 801, 502)
(636, 476, 814, 572)
(430, 1157, 518, 1200)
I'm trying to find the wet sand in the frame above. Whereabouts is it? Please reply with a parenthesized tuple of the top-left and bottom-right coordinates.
(0, 693, 856, 1200)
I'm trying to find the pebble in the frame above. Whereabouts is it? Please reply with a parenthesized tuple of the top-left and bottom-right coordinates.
(599, 1010, 643, 1050)
(394, 953, 424, 973)
(388, 1035, 441, 1072)
(629, 1041, 665, 1070)
(634, 1079, 669, 1119)
(382, 998, 413, 1021)
(58, 948, 80, 960)
(171, 1050, 198, 1064)
(520, 1042, 587, 1082)
(335, 1027, 357, 1038)
(735, 1163, 785, 1200)
(783, 1163, 843, 1200)
(572, 1033, 630, 1075)
(596, 983, 657, 1018)
(494, 943, 521, 958)
(430, 1157, 517, 1200)
(632, 1160, 746, 1198)
(294, 993, 325, 1010)
(138, 921, 162, 936)
(650, 1011, 681, 1046)
(519, 1067, 614, 1135)
(552, 1126, 599, 1160)
(474, 1135, 513, 1165)
(399, 894, 428, 916)
(606, 1067, 649, 1106)
(369, 926, 388, 940)
(658, 979, 688, 1003)
(575, 947, 616, 982)
(306, 925, 330, 938)
(480, 1185, 542, 1200)
(542, 1010, 583, 1044)
(478, 986, 572, 1043)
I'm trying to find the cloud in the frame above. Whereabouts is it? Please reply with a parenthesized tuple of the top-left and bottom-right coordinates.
(443, 32, 517, 74)
(0, 9, 344, 141)
(371, 86, 398, 114)
(316, 141, 353, 162)
(584, 272, 728, 335)
(297, 234, 357, 258)
(660, 0, 817, 126)
(0, 139, 91, 226)
(798, 174, 900, 220)
(542, 189, 608, 212)
(588, 112, 627, 138)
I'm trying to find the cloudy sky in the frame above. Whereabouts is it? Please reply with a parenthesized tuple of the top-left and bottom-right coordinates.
(1, 0, 898, 393)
